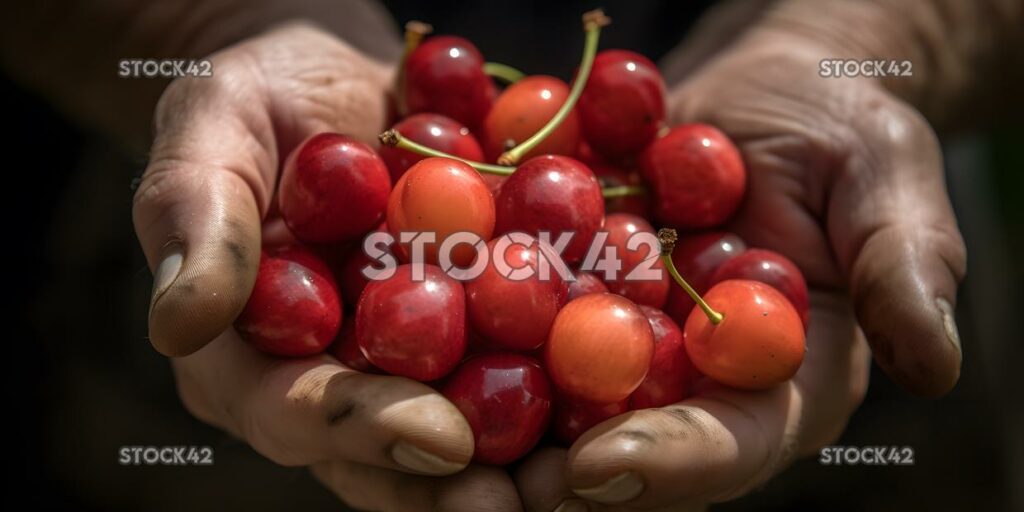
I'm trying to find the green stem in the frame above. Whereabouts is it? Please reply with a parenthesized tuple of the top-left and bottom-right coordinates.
(483, 62, 526, 84)
(497, 10, 610, 166)
(657, 228, 724, 325)
(379, 129, 516, 176)
(601, 185, 647, 199)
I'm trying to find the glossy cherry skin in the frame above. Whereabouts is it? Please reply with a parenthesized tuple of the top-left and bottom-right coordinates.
(640, 124, 746, 229)
(482, 75, 581, 161)
(236, 245, 342, 357)
(355, 264, 466, 381)
(710, 249, 810, 328)
(494, 155, 604, 264)
(684, 280, 805, 390)
(379, 113, 485, 182)
(578, 50, 666, 158)
(441, 353, 553, 465)
(404, 36, 496, 130)
(567, 271, 609, 301)
(336, 223, 391, 307)
(387, 157, 495, 267)
(546, 293, 654, 403)
(630, 306, 697, 409)
(664, 232, 747, 326)
(466, 235, 569, 351)
(552, 395, 629, 445)
(329, 321, 379, 373)
(601, 213, 669, 308)
(592, 163, 650, 217)
(279, 133, 391, 244)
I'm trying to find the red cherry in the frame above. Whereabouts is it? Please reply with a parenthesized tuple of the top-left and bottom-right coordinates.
(387, 157, 495, 266)
(236, 245, 341, 357)
(601, 213, 669, 308)
(494, 155, 604, 264)
(441, 353, 553, 465)
(356, 264, 467, 381)
(684, 280, 805, 390)
(640, 124, 746, 228)
(710, 249, 810, 327)
(664, 232, 747, 326)
(629, 306, 697, 409)
(552, 395, 628, 445)
(466, 235, 569, 351)
(328, 321, 380, 373)
(279, 133, 391, 244)
(379, 113, 485, 183)
(567, 270, 609, 301)
(546, 293, 654, 403)
(404, 36, 496, 130)
(482, 75, 581, 161)
(592, 163, 650, 217)
(579, 50, 666, 158)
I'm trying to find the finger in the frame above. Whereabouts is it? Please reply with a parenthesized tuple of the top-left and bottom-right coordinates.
(172, 329, 474, 475)
(312, 460, 522, 512)
(514, 447, 585, 512)
(562, 291, 869, 508)
(133, 53, 278, 357)
(830, 94, 967, 396)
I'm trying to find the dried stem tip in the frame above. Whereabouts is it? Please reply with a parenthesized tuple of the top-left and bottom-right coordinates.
(405, 21, 433, 37)
(378, 129, 399, 147)
(582, 9, 611, 30)
(657, 228, 678, 256)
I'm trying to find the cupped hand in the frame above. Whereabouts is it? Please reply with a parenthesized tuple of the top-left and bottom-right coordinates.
(514, 25, 964, 511)
(133, 23, 522, 511)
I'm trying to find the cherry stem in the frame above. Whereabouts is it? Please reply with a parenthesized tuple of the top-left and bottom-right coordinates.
(657, 228, 724, 325)
(601, 185, 647, 199)
(379, 129, 516, 176)
(395, 21, 433, 116)
(483, 62, 526, 84)
(497, 9, 611, 166)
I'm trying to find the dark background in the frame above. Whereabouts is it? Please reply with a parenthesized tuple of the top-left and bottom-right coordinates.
(7, 0, 1022, 510)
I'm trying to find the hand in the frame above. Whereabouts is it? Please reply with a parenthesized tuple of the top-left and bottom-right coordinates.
(513, 24, 965, 511)
(133, 23, 522, 511)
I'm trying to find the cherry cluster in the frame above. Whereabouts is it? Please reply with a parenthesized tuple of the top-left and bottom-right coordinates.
(234, 11, 810, 466)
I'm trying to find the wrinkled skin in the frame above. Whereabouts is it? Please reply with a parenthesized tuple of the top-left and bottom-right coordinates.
(134, 18, 965, 512)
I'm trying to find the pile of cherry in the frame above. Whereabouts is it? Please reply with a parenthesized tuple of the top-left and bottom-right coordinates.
(235, 11, 809, 466)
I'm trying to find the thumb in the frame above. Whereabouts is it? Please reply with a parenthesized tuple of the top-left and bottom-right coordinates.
(133, 59, 277, 357)
(831, 93, 967, 397)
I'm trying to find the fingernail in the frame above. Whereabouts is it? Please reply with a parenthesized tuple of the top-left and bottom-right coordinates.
(554, 499, 590, 512)
(936, 298, 961, 354)
(572, 471, 644, 504)
(151, 245, 184, 308)
(391, 441, 465, 476)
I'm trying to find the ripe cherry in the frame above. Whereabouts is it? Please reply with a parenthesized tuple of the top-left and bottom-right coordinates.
(664, 232, 746, 326)
(355, 264, 466, 381)
(640, 124, 746, 229)
(466, 235, 569, 351)
(578, 50, 666, 158)
(601, 213, 669, 308)
(379, 113, 485, 183)
(552, 395, 628, 445)
(684, 280, 805, 390)
(336, 223, 391, 307)
(236, 245, 341, 357)
(567, 270, 609, 301)
(329, 321, 379, 374)
(546, 293, 654, 403)
(482, 75, 581, 162)
(494, 155, 604, 264)
(278, 133, 391, 244)
(630, 306, 697, 409)
(441, 353, 553, 465)
(403, 36, 496, 130)
(387, 157, 495, 267)
(709, 249, 810, 327)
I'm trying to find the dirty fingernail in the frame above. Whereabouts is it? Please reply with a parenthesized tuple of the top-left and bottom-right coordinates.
(554, 499, 590, 512)
(936, 297, 961, 354)
(391, 441, 466, 476)
(151, 245, 184, 309)
(572, 471, 644, 504)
